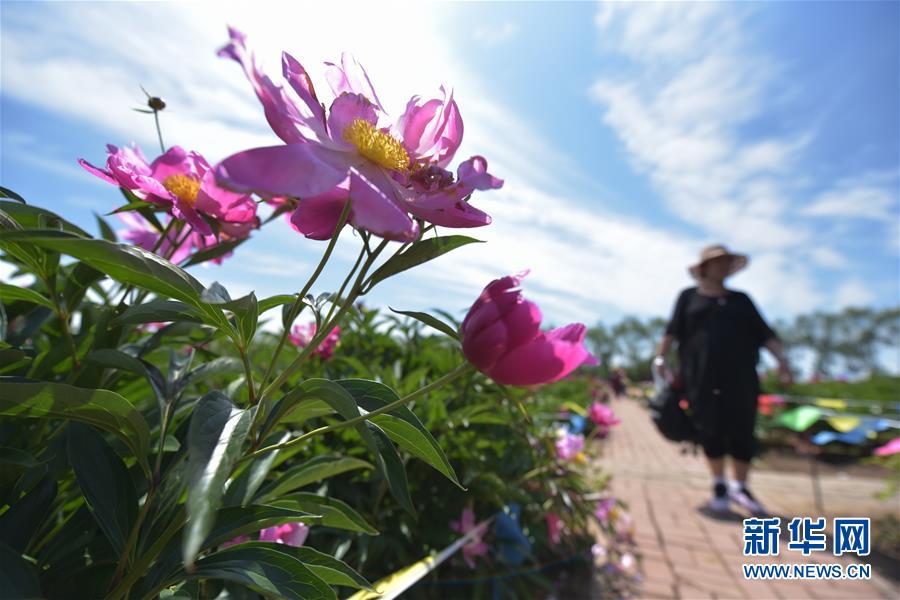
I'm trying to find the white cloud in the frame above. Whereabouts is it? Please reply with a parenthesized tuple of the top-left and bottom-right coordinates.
(472, 22, 518, 47)
(590, 4, 812, 255)
(2, 0, 886, 330)
(834, 279, 875, 308)
(588, 1, 871, 313)
(808, 246, 849, 269)
(803, 171, 898, 221)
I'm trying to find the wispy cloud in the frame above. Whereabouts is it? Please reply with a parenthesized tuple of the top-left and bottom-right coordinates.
(803, 170, 898, 221)
(834, 279, 875, 308)
(472, 22, 519, 47)
(588, 2, 898, 314)
(2, 1, 894, 330)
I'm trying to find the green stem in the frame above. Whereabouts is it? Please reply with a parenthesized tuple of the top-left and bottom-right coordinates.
(321, 241, 366, 326)
(153, 402, 174, 477)
(258, 200, 352, 393)
(107, 506, 184, 600)
(257, 236, 387, 404)
(153, 110, 165, 154)
(44, 275, 80, 371)
(108, 486, 156, 594)
(242, 362, 473, 463)
(240, 346, 257, 405)
(113, 219, 180, 310)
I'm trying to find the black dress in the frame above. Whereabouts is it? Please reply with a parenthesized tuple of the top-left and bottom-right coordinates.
(665, 287, 776, 459)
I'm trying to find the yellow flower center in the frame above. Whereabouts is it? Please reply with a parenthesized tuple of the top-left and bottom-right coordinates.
(162, 174, 200, 205)
(342, 118, 409, 172)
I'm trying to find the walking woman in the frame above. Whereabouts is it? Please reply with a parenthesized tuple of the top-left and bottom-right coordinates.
(653, 244, 792, 515)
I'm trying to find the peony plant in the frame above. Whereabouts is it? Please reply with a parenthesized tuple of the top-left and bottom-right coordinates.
(0, 26, 598, 600)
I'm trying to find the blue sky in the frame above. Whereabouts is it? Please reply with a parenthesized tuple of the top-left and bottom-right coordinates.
(1, 1, 898, 333)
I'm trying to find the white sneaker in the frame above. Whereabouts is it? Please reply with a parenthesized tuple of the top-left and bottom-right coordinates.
(709, 482, 730, 512)
(729, 483, 768, 516)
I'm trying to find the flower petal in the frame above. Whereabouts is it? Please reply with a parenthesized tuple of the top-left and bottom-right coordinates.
(324, 52, 385, 112)
(218, 27, 310, 144)
(347, 165, 418, 241)
(460, 271, 529, 335)
(289, 184, 350, 240)
(327, 93, 377, 146)
(216, 144, 349, 198)
(78, 158, 117, 185)
(149, 146, 203, 181)
(282, 51, 328, 139)
(462, 300, 542, 372)
(404, 188, 491, 228)
(457, 156, 504, 192)
(486, 323, 593, 386)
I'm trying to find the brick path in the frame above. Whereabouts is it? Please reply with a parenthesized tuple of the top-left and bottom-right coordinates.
(591, 395, 898, 599)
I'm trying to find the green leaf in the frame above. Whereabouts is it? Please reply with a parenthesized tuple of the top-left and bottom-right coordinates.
(86, 348, 148, 376)
(365, 235, 482, 290)
(0, 200, 89, 236)
(181, 238, 246, 267)
(188, 545, 335, 600)
(203, 505, 319, 549)
(0, 542, 41, 599)
(277, 399, 335, 425)
(278, 545, 372, 590)
(0, 378, 151, 474)
(183, 391, 252, 567)
(366, 422, 415, 517)
(261, 379, 417, 515)
(273, 492, 378, 535)
(0, 475, 56, 552)
(338, 379, 461, 488)
(110, 193, 164, 232)
(0, 230, 204, 305)
(67, 423, 139, 556)
(236, 292, 258, 345)
(371, 413, 463, 487)
(0, 283, 55, 310)
(111, 299, 204, 326)
(389, 308, 459, 340)
(256, 456, 373, 503)
(224, 433, 290, 507)
(0, 447, 42, 486)
(259, 294, 297, 315)
(0, 186, 26, 203)
(61, 262, 106, 311)
(182, 357, 244, 388)
(94, 213, 117, 242)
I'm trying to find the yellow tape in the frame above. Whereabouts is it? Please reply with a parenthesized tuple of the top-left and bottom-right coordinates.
(814, 398, 848, 410)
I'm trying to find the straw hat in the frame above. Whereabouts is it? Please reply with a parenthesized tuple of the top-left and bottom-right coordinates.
(688, 244, 748, 280)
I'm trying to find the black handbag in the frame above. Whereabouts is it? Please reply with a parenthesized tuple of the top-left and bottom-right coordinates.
(649, 384, 698, 442)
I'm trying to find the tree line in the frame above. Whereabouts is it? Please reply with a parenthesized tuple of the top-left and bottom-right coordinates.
(586, 306, 900, 382)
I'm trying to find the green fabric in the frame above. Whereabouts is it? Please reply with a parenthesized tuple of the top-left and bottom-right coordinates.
(777, 405, 823, 432)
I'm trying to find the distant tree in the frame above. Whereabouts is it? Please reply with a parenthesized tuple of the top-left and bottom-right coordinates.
(586, 323, 616, 376)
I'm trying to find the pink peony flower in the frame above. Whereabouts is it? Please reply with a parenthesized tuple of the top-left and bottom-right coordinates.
(757, 394, 785, 416)
(221, 534, 250, 548)
(80, 144, 258, 237)
(555, 431, 585, 461)
(588, 401, 621, 432)
(545, 512, 563, 547)
(594, 497, 615, 524)
(215, 27, 501, 242)
(873, 438, 900, 456)
(259, 522, 309, 547)
(450, 507, 489, 569)
(117, 212, 237, 266)
(460, 271, 596, 386)
(288, 323, 341, 360)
